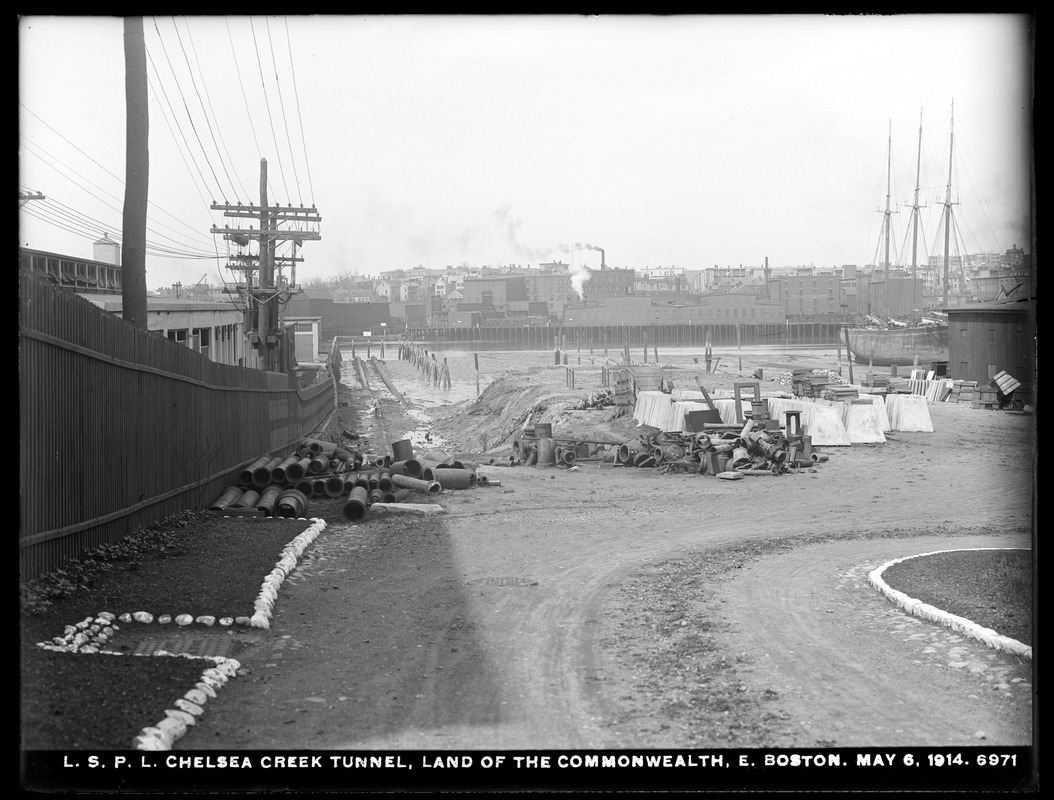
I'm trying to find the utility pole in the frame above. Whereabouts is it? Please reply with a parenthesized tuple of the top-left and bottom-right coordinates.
(19, 190, 45, 209)
(211, 158, 321, 371)
(121, 16, 149, 330)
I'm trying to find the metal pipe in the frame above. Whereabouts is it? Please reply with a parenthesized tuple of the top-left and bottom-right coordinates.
(308, 456, 329, 475)
(389, 459, 423, 478)
(276, 488, 310, 519)
(272, 455, 299, 485)
(294, 479, 314, 497)
(368, 488, 385, 505)
(255, 485, 282, 516)
(209, 486, 243, 512)
(239, 455, 271, 485)
(342, 486, 369, 522)
(253, 456, 285, 488)
(383, 488, 411, 503)
(536, 437, 556, 467)
(390, 473, 443, 495)
(324, 475, 346, 497)
(378, 471, 393, 492)
(286, 457, 313, 482)
(231, 489, 260, 509)
(432, 468, 476, 490)
(311, 479, 328, 497)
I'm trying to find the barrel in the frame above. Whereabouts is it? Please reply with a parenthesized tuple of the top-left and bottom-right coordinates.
(391, 439, 414, 462)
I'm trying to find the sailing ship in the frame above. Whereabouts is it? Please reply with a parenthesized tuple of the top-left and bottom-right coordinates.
(846, 108, 959, 367)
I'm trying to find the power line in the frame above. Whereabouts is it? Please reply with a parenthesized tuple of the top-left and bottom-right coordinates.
(226, 17, 264, 162)
(250, 17, 291, 200)
(20, 138, 218, 255)
(18, 110, 217, 249)
(150, 16, 228, 203)
(182, 16, 251, 201)
(285, 17, 315, 204)
(267, 16, 302, 206)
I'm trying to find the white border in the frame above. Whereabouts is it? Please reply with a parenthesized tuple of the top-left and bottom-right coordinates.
(868, 547, 1032, 660)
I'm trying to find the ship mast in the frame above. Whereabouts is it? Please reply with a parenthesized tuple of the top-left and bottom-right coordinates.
(941, 101, 955, 309)
(881, 120, 894, 315)
(909, 108, 924, 315)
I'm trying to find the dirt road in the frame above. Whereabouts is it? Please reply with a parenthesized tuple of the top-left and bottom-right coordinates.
(183, 360, 1034, 753)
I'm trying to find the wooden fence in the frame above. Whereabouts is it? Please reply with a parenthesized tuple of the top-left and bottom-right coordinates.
(19, 272, 336, 579)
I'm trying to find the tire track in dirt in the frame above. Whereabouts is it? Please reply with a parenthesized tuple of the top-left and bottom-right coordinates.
(714, 534, 1033, 747)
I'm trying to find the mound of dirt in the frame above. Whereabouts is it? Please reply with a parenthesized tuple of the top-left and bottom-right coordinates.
(427, 368, 640, 459)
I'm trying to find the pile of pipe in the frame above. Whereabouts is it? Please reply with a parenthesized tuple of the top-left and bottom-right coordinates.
(614, 419, 829, 477)
(206, 437, 367, 519)
(208, 437, 489, 524)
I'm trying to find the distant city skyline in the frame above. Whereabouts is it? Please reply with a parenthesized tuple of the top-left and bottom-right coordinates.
(20, 15, 1033, 291)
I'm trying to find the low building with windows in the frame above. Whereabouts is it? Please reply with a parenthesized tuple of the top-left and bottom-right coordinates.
(20, 246, 255, 368)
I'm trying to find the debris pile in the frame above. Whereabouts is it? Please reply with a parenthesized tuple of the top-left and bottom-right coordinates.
(614, 414, 829, 479)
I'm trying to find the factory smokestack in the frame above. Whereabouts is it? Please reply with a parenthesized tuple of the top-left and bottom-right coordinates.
(599, 248, 606, 269)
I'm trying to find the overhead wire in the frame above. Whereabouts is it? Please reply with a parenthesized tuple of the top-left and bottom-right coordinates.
(18, 113, 216, 251)
(285, 16, 316, 205)
(181, 16, 251, 202)
(19, 139, 218, 257)
(250, 16, 291, 201)
(150, 16, 228, 203)
(267, 16, 302, 207)
(226, 16, 265, 162)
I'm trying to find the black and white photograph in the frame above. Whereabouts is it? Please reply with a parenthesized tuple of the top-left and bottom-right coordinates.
(19, 14, 1035, 792)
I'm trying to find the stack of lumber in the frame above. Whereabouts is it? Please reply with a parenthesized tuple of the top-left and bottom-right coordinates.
(951, 380, 979, 405)
(887, 376, 911, 393)
(823, 385, 860, 401)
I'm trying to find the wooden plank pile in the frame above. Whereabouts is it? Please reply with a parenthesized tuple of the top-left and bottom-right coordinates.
(823, 385, 860, 401)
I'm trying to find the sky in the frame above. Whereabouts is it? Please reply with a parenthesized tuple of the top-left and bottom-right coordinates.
(19, 14, 1034, 292)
